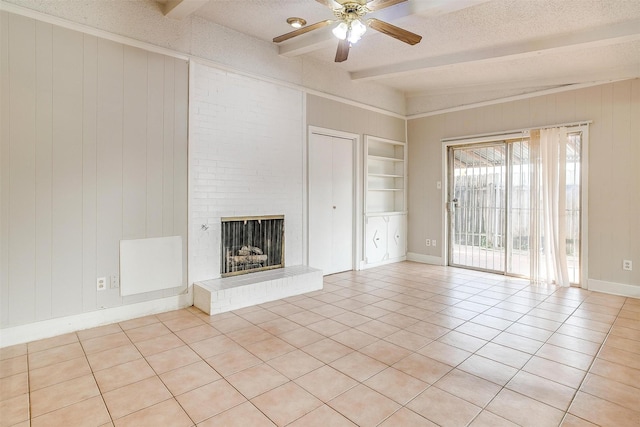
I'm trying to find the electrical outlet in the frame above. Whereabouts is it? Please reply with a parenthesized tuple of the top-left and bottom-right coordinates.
(110, 275, 119, 289)
(97, 277, 107, 291)
(432, 240, 437, 247)
(426, 239, 431, 247)
(623, 260, 632, 271)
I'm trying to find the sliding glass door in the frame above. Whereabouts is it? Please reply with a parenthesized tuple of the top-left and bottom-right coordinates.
(448, 143, 507, 273)
(447, 132, 582, 284)
(507, 139, 531, 277)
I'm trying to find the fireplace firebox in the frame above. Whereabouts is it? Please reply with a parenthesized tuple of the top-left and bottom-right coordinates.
(221, 215, 284, 277)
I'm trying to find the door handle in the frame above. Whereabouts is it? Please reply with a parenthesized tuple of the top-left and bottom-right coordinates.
(333, 206, 336, 209)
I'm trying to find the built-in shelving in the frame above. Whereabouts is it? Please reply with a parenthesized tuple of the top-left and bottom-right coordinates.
(363, 136, 407, 268)
(365, 137, 406, 214)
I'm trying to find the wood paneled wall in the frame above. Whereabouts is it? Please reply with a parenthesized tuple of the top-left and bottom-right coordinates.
(0, 12, 188, 328)
(306, 95, 406, 143)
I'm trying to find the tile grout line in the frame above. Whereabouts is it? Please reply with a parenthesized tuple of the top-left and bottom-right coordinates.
(558, 296, 631, 425)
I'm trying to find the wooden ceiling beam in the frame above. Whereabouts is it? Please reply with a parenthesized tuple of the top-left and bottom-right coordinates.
(352, 19, 640, 81)
(162, 0, 209, 20)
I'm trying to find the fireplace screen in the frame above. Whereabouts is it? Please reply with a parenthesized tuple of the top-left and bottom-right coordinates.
(221, 215, 284, 277)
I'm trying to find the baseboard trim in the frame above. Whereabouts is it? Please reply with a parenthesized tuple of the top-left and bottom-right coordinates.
(587, 279, 640, 299)
(0, 292, 192, 348)
(407, 252, 445, 266)
(361, 256, 407, 270)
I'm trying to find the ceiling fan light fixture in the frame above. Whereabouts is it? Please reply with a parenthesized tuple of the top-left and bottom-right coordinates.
(286, 17, 307, 29)
(348, 19, 366, 43)
(272, 0, 422, 63)
(332, 22, 348, 40)
(333, 19, 366, 44)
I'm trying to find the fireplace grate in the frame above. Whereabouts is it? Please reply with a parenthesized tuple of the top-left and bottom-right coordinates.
(221, 215, 284, 277)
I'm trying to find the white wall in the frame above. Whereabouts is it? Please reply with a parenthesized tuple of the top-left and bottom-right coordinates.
(189, 62, 304, 283)
(0, 11, 189, 329)
(407, 79, 640, 294)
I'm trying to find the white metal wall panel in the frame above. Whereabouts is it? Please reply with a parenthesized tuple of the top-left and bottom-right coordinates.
(120, 236, 183, 296)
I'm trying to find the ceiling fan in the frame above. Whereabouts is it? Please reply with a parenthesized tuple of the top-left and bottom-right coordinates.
(273, 0, 422, 62)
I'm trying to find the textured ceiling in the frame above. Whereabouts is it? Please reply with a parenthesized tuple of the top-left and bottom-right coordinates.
(174, 0, 640, 113)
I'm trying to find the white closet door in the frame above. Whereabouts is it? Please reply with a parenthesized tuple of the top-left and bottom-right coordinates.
(331, 137, 353, 273)
(309, 133, 353, 275)
(309, 134, 333, 275)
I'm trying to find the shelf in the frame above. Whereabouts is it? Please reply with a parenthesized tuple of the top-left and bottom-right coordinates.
(367, 138, 405, 161)
(368, 155, 403, 162)
(368, 173, 403, 178)
(368, 174, 403, 192)
(368, 161, 404, 176)
(366, 211, 407, 217)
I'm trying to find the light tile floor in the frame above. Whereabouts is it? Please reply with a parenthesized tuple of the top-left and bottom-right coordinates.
(1, 262, 639, 426)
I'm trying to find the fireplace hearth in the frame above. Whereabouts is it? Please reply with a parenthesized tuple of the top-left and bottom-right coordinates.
(221, 215, 284, 277)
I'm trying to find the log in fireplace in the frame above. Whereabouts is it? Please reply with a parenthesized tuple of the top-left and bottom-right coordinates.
(220, 215, 284, 277)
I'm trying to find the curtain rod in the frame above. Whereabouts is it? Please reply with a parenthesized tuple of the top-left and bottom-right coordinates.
(441, 120, 592, 143)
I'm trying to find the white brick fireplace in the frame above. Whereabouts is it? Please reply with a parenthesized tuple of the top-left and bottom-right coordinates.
(189, 62, 320, 313)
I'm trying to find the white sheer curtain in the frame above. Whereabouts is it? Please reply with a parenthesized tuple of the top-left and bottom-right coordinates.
(529, 127, 571, 286)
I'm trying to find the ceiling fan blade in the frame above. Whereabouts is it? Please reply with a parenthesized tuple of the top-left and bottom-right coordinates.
(335, 38, 350, 62)
(366, 0, 408, 11)
(273, 20, 332, 43)
(367, 18, 422, 45)
(315, 0, 341, 8)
